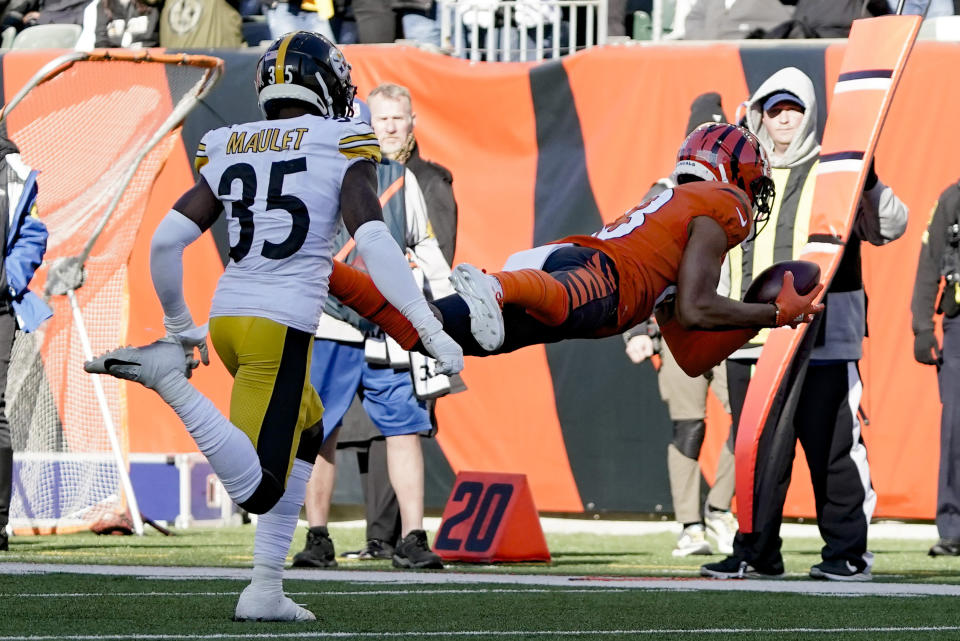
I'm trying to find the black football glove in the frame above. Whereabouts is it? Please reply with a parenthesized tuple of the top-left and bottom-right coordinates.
(864, 158, 879, 191)
(914, 329, 942, 366)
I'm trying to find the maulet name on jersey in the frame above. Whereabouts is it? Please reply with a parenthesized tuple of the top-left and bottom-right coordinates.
(226, 127, 310, 155)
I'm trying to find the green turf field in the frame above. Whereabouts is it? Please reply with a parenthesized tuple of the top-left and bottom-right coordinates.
(2, 523, 960, 640)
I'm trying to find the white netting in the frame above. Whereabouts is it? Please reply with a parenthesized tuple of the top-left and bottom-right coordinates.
(6, 52, 220, 533)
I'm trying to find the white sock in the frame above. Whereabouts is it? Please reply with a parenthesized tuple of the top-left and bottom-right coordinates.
(251, 458, 312, 591)
(155, 373, 262, 505)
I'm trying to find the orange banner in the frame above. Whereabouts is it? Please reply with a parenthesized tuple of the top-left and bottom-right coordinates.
(8, 41, 953, 518)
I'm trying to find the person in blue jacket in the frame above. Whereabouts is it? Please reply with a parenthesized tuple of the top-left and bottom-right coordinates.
(0, 135, 51, 551)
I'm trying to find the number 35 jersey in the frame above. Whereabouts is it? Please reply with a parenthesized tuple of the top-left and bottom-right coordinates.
(196, 113, 381, 334)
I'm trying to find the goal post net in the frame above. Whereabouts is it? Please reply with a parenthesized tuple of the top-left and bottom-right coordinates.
(5, 50, 222, 534)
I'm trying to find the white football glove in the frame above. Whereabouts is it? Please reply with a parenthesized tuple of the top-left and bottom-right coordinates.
(165, 314, 209, 378)
(421, 329, 464, 375)
(624, 335, 654, 364)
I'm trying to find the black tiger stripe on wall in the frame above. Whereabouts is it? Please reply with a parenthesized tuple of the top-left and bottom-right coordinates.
(529, 61, 673, 514)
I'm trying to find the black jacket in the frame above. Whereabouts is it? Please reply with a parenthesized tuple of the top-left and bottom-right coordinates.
(406, 141, 457, 265)
(913, 181, 960, 335)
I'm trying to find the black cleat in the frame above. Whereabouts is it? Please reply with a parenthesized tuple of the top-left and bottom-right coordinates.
(929, 538, 960, 557)
(291, 526, 338, 568)
(341, 538, 394, 560)
(700, 555, 783, 579)
(392, 529, 444, 569)
(84, 338, 189, 388)
(810, 559, 872, 582)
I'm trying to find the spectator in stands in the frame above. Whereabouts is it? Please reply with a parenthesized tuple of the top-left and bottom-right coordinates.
(0, 135, 51, 552)
(911, 179, 960, 557)
(624, 92, 737, 558)
(349, 0, 439, 45)
(682, 0, 792, 39)
(893, 0, 955, 16)
(291, 98, 451, 571)
(2, 0, 96, 38)
(158, 0, 245, 47)
(396, 0, 440, 47)
(351, 0, 393, 41)
(766, 0, 889, 38)
(701, 67, 908, 582)
(456, 0, 566, 60)
(329, 0, 358, 43)
(93, 0, 159, 48)
(261, 0, 335, 42)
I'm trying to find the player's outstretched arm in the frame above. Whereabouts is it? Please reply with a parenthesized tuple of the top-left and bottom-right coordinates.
(340, 161, 464, 375)
(675, 216, 822, 330)
(149, 179, 223, 374)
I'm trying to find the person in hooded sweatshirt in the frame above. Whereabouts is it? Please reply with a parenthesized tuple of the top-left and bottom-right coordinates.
(700, 67, 909, 582)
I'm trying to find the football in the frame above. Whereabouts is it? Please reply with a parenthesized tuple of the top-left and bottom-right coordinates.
(743, 260, 822, 304)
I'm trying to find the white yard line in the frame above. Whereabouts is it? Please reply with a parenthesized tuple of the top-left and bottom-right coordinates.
(329, 517, 939, 540)
(3, 627, 960, 640)
(2, 562, 959, 597)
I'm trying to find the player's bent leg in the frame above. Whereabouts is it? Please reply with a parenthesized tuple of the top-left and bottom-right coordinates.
(226, 320, 322, 621)
(85, 338, 267, 510)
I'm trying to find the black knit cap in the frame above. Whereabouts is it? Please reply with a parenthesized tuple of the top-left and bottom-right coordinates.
(685, 92, 728, 136)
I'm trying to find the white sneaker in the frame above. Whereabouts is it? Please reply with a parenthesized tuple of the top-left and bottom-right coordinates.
(83, 338, 189, 389)
(704, 509, 738, 556)
(450, 263, 505, 352)
(672, 524, 713, 557)
(233, 584, 316, 622)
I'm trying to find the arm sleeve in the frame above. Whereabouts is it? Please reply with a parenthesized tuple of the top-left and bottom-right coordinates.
(150, 210, 202, 333)
(354, 219, 442, 338)
(854, 179, 909, 246)
(912, 198, 948, 335)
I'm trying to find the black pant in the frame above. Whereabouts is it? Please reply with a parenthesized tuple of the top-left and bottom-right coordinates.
(0, 309, 16, 530)
(356, 437, 401, 544)
(728, 359, 875, 571)
(430, 246, 621, 357)
(351, 0, 396, 42)
(937, 315, 960, 540)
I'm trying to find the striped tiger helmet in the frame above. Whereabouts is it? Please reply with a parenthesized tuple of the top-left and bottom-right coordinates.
(255, 31, 356, 119)
(674, 123, 775, 231)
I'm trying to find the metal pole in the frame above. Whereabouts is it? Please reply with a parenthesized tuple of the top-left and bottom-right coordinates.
(652, 0, 663, 41)
(71, 290, 144, 536)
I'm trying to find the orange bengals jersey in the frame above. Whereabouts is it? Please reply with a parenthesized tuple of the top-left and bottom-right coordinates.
(556, 180, 753, 330)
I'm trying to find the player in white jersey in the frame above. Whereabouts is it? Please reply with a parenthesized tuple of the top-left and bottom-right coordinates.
(85, 31, 463, 622)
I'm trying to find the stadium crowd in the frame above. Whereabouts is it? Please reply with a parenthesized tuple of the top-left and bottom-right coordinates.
(0, 0, 955, 52)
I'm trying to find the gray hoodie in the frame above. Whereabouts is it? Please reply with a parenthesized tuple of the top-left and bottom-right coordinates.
(745, 67, 820, 169)
(724, 67, 908, 361)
